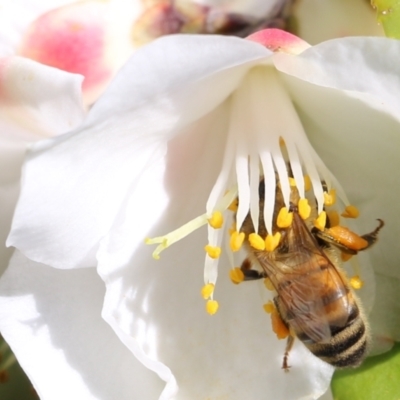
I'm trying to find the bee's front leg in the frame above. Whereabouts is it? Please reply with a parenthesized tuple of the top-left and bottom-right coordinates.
(240, 258, 267, 281)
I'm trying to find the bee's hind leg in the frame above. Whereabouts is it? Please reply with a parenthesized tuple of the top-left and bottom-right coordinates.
(282, 335, 295, 372)
(240, 258, 267, 281)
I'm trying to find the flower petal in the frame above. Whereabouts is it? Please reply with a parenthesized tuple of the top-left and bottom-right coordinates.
(8, 35, 270, 269)
(0, 251, 165, 400)
(0, 56, 85, 135)
(0, 57, 84, 274)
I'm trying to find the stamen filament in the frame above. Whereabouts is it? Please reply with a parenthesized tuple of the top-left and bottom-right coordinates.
(146, 189, 237, 259)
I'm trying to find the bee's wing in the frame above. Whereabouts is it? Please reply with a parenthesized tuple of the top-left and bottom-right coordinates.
(260, 212, 350, 343)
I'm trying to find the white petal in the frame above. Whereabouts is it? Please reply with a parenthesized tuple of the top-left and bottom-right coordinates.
(369, 273, 400, 355)
(0, 251, 164, 400)
(8, 35, 270, 269)
(0, 57, 84, 274)
(274, 37, 400, 121)
(0, 57, 84, 136)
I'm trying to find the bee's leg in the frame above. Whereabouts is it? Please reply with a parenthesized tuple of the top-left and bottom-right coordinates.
(313, 219, 384, 255)
(240, 258, 266, 281)
(282, 335, 295, 372)
(360, 219, 385, 248)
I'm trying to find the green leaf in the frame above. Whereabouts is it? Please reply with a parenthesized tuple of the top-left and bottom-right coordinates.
(0, 336, 36, 400)
(372, 0, 400, 38)
(331, 342, 400, 400)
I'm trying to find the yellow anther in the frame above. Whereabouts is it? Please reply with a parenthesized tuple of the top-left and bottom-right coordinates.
(263, 301, 275, 314)
(201, 283, 215, 299)
(265, 232, 281, 252)
(204, 245, 221, 259)
(298, 198, 311, 220)
(230, 231, 245, 252)
(323, 189, 336, 206)
(304, 175, 312, 192)
(289, 177, 296, 187)
(341, 252, 353, 262)
(228, 199, 238, 212)
(314, 211, 327, 231)
(264, 278, 274, 291)
(350, 275, 364, 290)
(206, 300, 219, 315)
(229, 268, 245, 284)
(279, 137, 286, 146)
(327, 210, 340, 227)
(248, 233, 266, 250)
(277, 207, 293, 228)
(208, 211, 223, 229)
(342, 205, 360, 219)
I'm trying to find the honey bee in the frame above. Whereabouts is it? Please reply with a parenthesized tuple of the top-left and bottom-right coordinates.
(238, 178, 384, 370)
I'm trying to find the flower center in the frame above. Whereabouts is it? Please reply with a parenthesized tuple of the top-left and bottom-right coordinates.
(146, 66, 359, 313)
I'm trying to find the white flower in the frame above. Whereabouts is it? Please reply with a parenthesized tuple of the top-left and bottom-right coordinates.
(2, 29, 400, 399)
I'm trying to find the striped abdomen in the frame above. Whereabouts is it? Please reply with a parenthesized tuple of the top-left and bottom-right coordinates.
(273, 259, 369, 368)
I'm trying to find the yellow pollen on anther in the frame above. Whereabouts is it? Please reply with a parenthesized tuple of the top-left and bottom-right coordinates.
(264, 278, 274, 291)
(201, 283, 215, 299)
(350, 275, 364, 290)
(228, 199, 238, 212)
(263, 301, 275, 314)
(342, 205, 360, 218)
(265, 232, 281, 252)
(249, 233, 266, 250)
(230, 268, 245, 284)
(327, 210, 340, 227)
(324, 189, 336, 206)
(304, 175, 311, 192)
(314, 211, 327, 231)
(204, 245, 221, 259)
(206, 300, 219, 315)
(289, 177, 296, 187)
(277, 207, 293, 228)
(298, 198, 311, 220)
(208, 211, 223, 229)
(230, 231, 245, 252)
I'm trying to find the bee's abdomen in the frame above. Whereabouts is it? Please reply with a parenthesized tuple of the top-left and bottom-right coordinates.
(305, 306, 369, 368)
